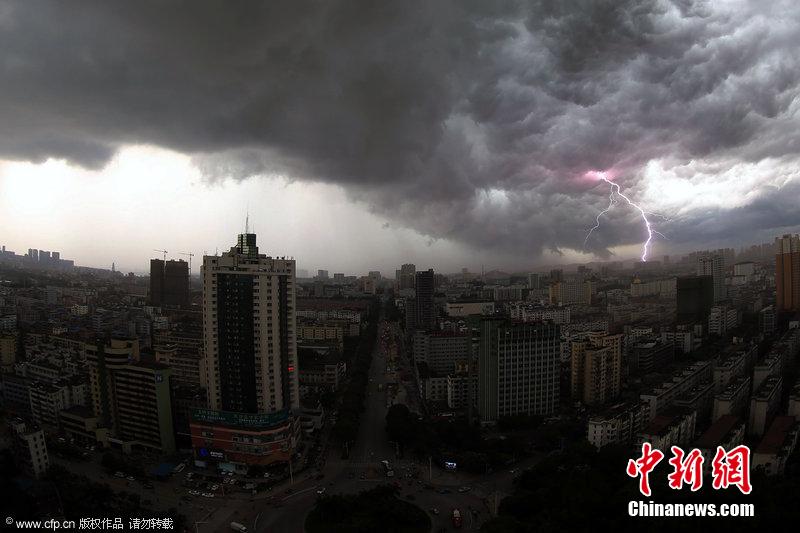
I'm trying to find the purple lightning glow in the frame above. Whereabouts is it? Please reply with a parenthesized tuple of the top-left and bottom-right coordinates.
(584, 170, 658, 262)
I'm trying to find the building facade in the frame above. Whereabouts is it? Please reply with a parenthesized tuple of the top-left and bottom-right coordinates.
(478, 319, 560, 423)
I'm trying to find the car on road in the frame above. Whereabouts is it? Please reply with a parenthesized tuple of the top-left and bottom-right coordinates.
(430, 508, 439, 515)
(316, 487, 326, 495)
(189, 490, 200, 496)
(458, 486, 471, 493)
(114, 471, 125, 478)
(126, 476, 135, 482)
(201, 492, 215, 498)
(211, 484, 219, 491)
(359, 473, 366, 480)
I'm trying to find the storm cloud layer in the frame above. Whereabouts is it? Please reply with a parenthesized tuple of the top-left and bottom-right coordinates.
(2, 0, 799, 259)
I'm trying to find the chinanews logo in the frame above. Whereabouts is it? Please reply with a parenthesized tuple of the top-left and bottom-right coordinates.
(625, 443, 755, 519)
(626, 442, 753, 496)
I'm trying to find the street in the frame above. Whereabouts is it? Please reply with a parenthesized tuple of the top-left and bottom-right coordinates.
(52, 314, 534, 533)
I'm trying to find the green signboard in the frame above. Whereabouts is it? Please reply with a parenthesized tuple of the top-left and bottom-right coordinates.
(191, 408, 290, 429)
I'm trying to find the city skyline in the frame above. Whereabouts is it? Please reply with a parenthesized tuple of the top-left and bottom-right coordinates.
(2, 1, 800, 273)
(4, 2, 800, 530)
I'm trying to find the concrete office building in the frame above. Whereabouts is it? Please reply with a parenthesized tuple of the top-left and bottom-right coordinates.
(478, 319, 560, 423)
(549, 280, 593, 306)
(697, 254, 725, 303)
(413, 331, 471, 376)
(87, 338, 176, 454)
(775, 233, 800, 312)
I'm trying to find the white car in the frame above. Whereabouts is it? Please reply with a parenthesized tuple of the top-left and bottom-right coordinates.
(201, 492, 215, 498)
(189, 490, 200, 496)
(210, 484, 219, 491)
(316, 487, 326, 495)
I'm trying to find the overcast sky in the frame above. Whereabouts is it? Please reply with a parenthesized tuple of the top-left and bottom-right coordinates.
(1, 0, 799, 274)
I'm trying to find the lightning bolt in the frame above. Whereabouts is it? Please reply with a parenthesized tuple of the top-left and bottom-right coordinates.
(584, 171, 660, 262)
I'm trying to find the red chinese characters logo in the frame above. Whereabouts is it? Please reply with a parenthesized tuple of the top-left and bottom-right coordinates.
(627, 442, 664, 497)
(667, 446, 704, 491)
(627, 443, 752, 496)
(711, 445, 752, 494)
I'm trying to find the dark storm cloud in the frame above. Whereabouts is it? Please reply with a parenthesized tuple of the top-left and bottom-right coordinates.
(1, 0, 799, 259)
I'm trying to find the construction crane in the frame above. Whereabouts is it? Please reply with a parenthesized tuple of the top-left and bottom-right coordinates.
(179, 252, 195, 277)
(153, 249, 168, 261)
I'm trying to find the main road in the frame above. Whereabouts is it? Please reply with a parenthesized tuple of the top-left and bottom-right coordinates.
(205, 312, 527, 532)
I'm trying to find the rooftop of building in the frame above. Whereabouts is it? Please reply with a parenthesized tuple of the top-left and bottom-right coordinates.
(60, 405, 96, 419)
(640, 408, 694, 437)
(694, 415, 743, 449)
(790, 379, 800, 400)
(715, 376, 751, 400)
(753, 375, 782, 400)
(755, 416, 800, 455)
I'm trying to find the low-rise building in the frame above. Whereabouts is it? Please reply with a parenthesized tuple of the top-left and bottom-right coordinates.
(640, 360, 713, 420)
(753, 416, 800, 476)
(587, 401, 650, 449)
(636, 408, 697, 451)
(694, 415, 745, 474)
(712, 376, 751, 422)
(59, 405, 110, 447)
(749, 376, 783, 437)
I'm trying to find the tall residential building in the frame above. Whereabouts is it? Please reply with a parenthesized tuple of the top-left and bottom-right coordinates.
(396, 263, 416, 291)
(676, 276, 714, 324)
(775, 234, 800, 312)
(697, 254, 725, 303)
(10, 419, 49, 479)
(150, 258, 189, 308)
(86, 337, 176, 454)
(414, 269, 436, 332)
(195, 232, 301, 468)
(570, 332, 624, 406)
(202, 233, 299, 413)
(478, 319, 560, 423)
